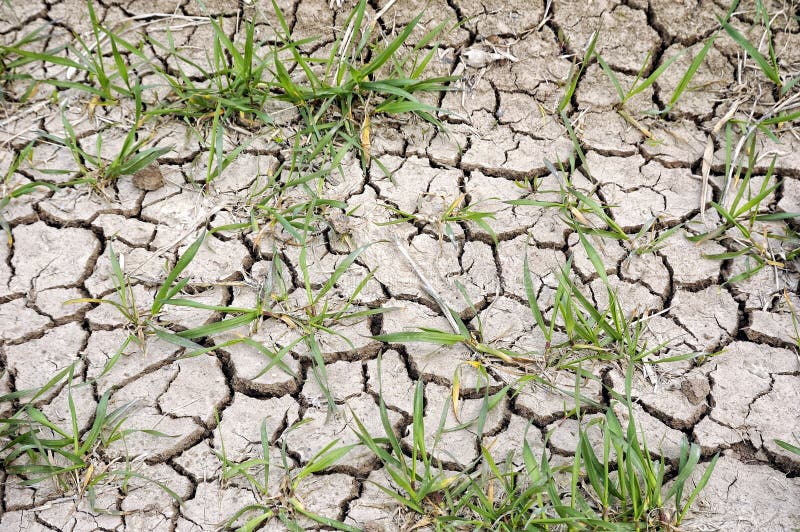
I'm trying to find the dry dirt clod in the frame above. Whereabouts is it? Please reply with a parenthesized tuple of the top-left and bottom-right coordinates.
(132, 163, 165, 191)
(681, 375, 711, 405)
(459, 45, 518, 69)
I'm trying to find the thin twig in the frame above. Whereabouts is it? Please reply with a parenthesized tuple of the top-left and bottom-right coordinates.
(392, 235, 470, 347)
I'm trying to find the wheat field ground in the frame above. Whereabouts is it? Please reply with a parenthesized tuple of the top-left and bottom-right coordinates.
(0, 0, 799, 530)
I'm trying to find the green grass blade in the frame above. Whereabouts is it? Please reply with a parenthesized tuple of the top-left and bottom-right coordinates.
(558, 31, 598, 113)
(666, 35, 717, 112)
(373, 330, 463, 345)
(578, 232, 608, 284)
(720, 18, 781, 87)
(775, 439, 800, 456)
(626, 49, 685, 101)
(361, 12, 422, 80)
(176, 313, 258, 339)
(594, 53, 624, 102)
(523, 252, 548, 338)
(79, 390, 111, 455)
(676, 453, 719, 523)
(152, 232, 206, 315)
(311, 244, 370, 305)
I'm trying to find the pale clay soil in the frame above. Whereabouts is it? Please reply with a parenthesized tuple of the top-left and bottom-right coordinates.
(1, 0, 800, 530)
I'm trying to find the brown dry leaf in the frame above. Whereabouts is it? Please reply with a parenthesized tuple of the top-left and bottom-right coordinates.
(700, 136, 715, 217)
(618, 108, 654, 139)
(569, 205, 591, 226)
(279, 314, 297, 328)
(360, 111, 371, 166)
(409, 517, 432, 531)
(451, 369, 461, 422)
(87, 95, 101, 118)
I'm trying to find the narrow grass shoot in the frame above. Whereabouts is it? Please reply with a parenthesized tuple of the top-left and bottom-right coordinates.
(627, 218, 684, 256)
(0, 22, 49, 89)
(41, 82, 171, 189)
(691, 155, 799, 284)
(296, 218, 381, 409)
(661, 0, 739, 114)
(373, 316, 517, 365)
(507, 158, 628, 241)
(65, 243, 150, 349)
(269, 0, 454, 169)
(775, 438, 800, 457)
(663, 34, 718, 115)
(557, 31, 598, 114)
(523, 248, 556, 352)
(0, 143, 60, 246)
(351, 378, 459, 516)
(0, 364, 180, 506)
(203, 102, 251, 186)
(215, 412, 272, 496)
(378, 194, 498, 244)
(151, 231, 206, 317)
(1, 1, 153, 104)
(216, 413, 358, 531)
(720, 14, 782, 91)
(595, 48, 685, 138)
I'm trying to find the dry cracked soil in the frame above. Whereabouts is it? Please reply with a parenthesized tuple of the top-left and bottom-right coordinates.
(1, 0, 800, 530)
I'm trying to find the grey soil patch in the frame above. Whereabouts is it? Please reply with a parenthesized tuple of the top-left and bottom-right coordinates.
(1, 0, 799, 530)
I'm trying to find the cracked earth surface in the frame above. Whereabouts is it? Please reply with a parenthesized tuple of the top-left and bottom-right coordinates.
(1, 0, 800, 530)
